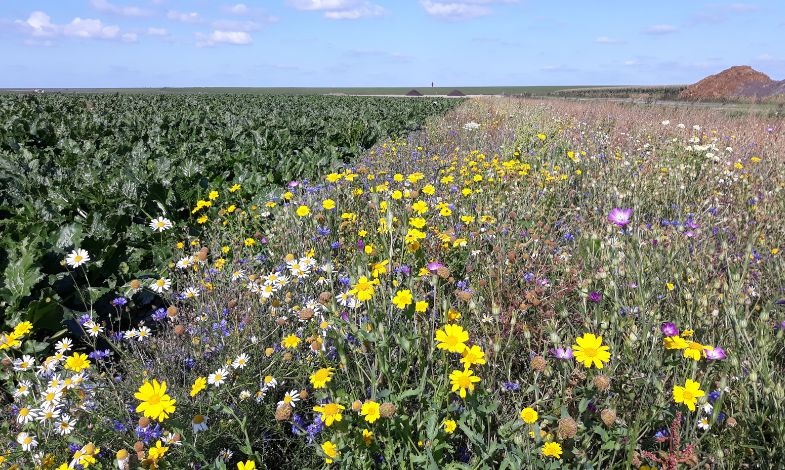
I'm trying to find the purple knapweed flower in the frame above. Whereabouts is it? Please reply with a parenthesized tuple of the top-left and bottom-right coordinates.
(661, 322, 679, 337)
(112, 297, 128, 307)
(608, 208, 632, 227)
(588, 291, 602, 303)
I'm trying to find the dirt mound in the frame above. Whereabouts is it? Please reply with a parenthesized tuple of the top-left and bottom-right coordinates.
(679, 66, 772, 100)
(447, 89, 466, 97)
(405, 89, 423, 97)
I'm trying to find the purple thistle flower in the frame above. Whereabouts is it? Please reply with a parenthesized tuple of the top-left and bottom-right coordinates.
(661, 322, 679, 337)
(588, 291, 602, 303)
(608, 208, 633, 227)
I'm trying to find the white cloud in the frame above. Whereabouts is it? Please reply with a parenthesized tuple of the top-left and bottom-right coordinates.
(225, 3, 250, 15)
(167, 10, 202, 23)
(15, 11, 134, 42)
(287, 0, 385, 19)
(595, 36, 625, 45)
(89, 0, 150, 17)
(211, 19, 262, 31)
(16, 11, 58, 37)
(196, 30, 252, 47)
(324, 3, 385, 19)
(644, 24, 678, 34)
(146, 27, 169, 36)
(287, 0, 356, 10)
(420, 0, 517, 20)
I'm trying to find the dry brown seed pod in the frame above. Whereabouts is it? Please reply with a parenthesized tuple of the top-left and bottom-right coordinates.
(130, 279, 141, 290)
(138, 417, 151, 428)
(379, 403, 397, 418)
(456, 290, 472, 302)
(227, 299, 238, 309)
(299, 309, 315, 321)
(352, 400, 363, 412)
(276, 317, 288, 326)
(600, 409, 616, 427)
(592, 374, 611, 392)
(167, 306, 178, 318)
(558, 416, 578, 439)
(275, 403, 293, 421)
(265, 347, 274, 357)
(318, 292, 333, 304)
(282, 352, 293, 361)
(299, 390, 309, 400)
(436, 267, 451, 279)
(133, 441, 144, 452)
(530, 355, 547, 372)
(173, 325, 186, 335)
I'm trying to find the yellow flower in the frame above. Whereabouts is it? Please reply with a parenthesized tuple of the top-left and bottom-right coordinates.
(313, 403, 345, 426)
(572, 333, 611, 369)
(147, 440, 169, 460)
(244, 238, 256, 247)
(411, 200, 428, 215)
(673, 379, 705, 411)
(443, 419, 457, 434)
(197, 215, 208, 224)
(229, 184, 241, 193)
(664, 336, 688, 350)
(537, 133, 546, 140)
(190, 377, 206, 397)
(370, 260, 389, 278)
(422, 184, 436, 195)
(237, 461, 256, 470)
(541, 442, 562, 459)
(409, 217, 426, 228)
(326, 173, 342, 183)
(362, 429, 374, 446)
(460, 345, 486, 367)
(65, 353, 91, 372)
(435, 324, 470, 353)
(321, 441, 338, 464)
(520, 407, 538, 424)
(13, 321, 33, 337)
(361, 400, 381, 423)
(350, 276, 378, 301)
(322, 199, 336, 210)
(683, 342, 713, 361)
(208, 191, 219, 200)
(310, 368, 335, 389)
(296, 205, 311, 217)
(666, 282, 675, 291)
(282, 334, 301, 349)
(134, 380, 176, 422)
(415, 301, 428, 313)
(392, 290, 413, 309)
(449, 368, 481, 398)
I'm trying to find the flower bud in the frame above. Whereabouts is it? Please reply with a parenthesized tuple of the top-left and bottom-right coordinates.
(379, 403, 397, 418)
(600, 409, 616, 427)
(530, 355, 547, 372)
(275, 403, 293, 421)
(558, 416, 578, 439)
(592, 374, 611, 392)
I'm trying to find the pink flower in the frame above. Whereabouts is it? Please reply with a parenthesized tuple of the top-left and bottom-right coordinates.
(608, 208, 632, 227)
(706, 347, 726, 360)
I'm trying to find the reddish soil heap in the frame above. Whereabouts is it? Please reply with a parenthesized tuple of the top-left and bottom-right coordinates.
(679, 65, 772, 100)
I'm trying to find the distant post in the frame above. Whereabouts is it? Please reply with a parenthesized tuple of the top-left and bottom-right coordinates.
(431, 82, 434, 88)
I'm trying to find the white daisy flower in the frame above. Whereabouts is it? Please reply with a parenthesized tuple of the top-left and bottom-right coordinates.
(137, 326, 151, 341)
(151, 278, 171, 293)
(14, 380, 33, 398)
(208, 367, 229, 387)
(55, 338, 73, 353)
(278, 389, 300, 408)
(183, 287, 200, 299)
(36, 407, 60, 423)
(16, 432, 38, 451)
(192, 414, 208, 433)
(65, 249, 90, 268)
(149, 216, 173, 232)
(231, 269, 246, 281)
(697, 417, 710, 430)
(262, 375, 277, 390)
(124, 329, 139, 340)
(84, 321, 103, 337)
(56, 414, 76, 435)
(232, 353, 249, 370)
(13, 355, 35, 372)
(176, 256, 194, 269)
(17, 406, 35, 424)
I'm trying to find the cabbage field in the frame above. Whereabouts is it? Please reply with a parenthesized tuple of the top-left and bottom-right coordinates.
(0, 94, 459, 334)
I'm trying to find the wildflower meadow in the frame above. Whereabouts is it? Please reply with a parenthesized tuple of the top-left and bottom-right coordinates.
(2, 96, 785, 469)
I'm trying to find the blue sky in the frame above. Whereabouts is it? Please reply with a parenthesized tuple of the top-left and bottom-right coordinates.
(1, 0, 784, 87)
